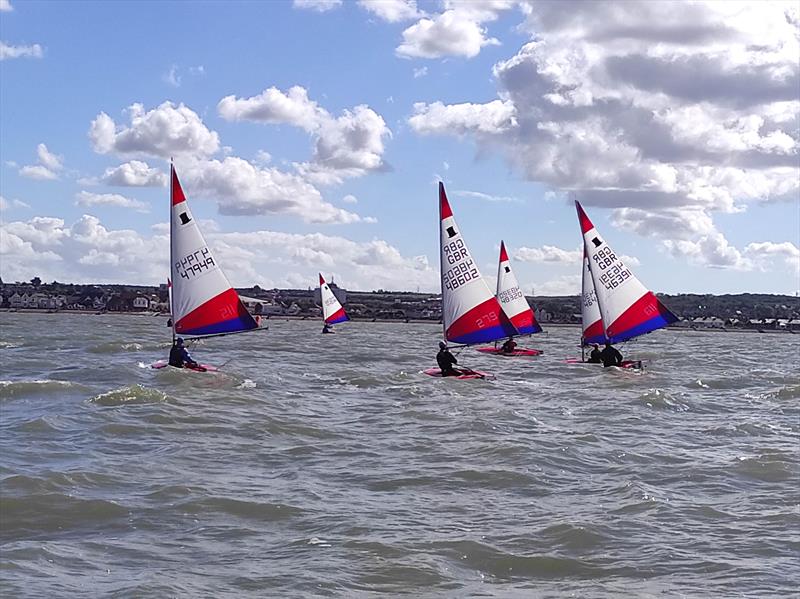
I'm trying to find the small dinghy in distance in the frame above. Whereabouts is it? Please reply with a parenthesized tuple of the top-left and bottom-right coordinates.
(426, 183, 516, 379)
(150, 163, 264, 372)
(477, 240, 543, 357)
(319, 273, 349, 334)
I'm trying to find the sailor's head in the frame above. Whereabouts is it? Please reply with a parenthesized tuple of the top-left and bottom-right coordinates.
(592, 344, 599, 349)
(439, 341, 447, 350)
(176, 337, 184, 346)
(604, 341, 611, 347)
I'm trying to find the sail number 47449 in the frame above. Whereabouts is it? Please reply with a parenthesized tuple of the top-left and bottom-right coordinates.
(176, 247, 216, 280)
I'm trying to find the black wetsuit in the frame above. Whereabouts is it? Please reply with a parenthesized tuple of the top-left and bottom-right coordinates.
(169, 345, 195, 368)
(501, 340, 517, 354)
(588, 348, 602, 363)
(600, 345, 623, 368)
(436, 349, 458, 376)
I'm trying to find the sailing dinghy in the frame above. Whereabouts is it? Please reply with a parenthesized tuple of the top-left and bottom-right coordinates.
(477, 240, 543, 357)
(151, 164, 262, 371)
(319, 274, 348, 333)
(425, 182, 515, 379)
(571, 201, 677, 369)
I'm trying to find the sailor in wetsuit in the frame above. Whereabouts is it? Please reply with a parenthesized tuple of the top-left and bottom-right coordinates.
(322, 323, 333, 334)
(600, 342, 623, 367)
(168, 337, 200, 369)
(436, 341, 459, 376)
(587, 344, 602, 363)
(501, 338, 517, 354)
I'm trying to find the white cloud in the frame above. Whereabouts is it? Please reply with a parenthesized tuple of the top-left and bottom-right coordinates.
(219, 86, 392, 181)
(397, 9, 500, 59)
(163, 64, 180, 87)
(514, 243, 641, 268)
(454, 190, 521, 203)
(36, 143, 63, 172)
(89, 101, 220, 158)
(18, 143, 64, 180)
(342, 194, 358, 204)
(179, 157, 366, 224)
(358, 0, 422, 22)
(413, 66, 428, 78)
(407, 0, 799, 270)
(293, 0, 342, 12)
(516, 245, 582, 265)
(409, 100, 516, 135)
(218, 85, 325, 128)
(0, 214, 436, 290)
(0, 0, 13, 12)
(19, 165, 58, 180)
(533, 274, 581, 296)
(0, 195, 29, 212)
(96, 160, 168, 187)
(0, 41, 43, 60)
(744, 240, 800, 273)
(75, 191, 149, 212)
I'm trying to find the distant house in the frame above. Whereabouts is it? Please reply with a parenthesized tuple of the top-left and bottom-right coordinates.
(132, 296, 149, 310)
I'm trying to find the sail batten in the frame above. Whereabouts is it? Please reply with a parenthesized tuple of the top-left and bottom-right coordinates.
(170, 164, 258, 338)
(439, 182, 516, 345)
(576, 201, 677, 343)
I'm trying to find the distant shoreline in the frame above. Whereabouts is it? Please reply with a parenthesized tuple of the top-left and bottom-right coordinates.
(2, 308, 796, 334)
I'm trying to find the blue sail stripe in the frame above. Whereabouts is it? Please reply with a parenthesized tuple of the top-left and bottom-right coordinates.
(181, 316, 258, 337)
(449, 323, 515, 345)
(608, 313, 677, 344)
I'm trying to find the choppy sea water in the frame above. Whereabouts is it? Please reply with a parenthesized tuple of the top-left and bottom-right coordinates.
(1, 312, 798, 598)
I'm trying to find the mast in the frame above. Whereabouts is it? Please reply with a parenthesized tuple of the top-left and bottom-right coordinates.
(438, 182, 446, 342)
(169, 158, 176, 344)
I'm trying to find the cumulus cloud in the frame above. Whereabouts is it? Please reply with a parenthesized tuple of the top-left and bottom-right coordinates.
(0, 41, 43, 60)
(0, 0, 13, 11)
(409, 100, 516, 135)
(19, 165, 58, 180)
(19, 143, 63, 180)
(744, 241, 800, 274)
(95, 160, 168, 187)
(397, 9, 500, 59)
(407, 0, 800, 270)
(293, 0, 342, 12)
(75, 191, 149, 212)
(218, 86, 391, 182)
(516, 245, 582, 265)
(0, 214, 436, 290)
(358, 0, 422, 23)
(178, 157, 366, 224)
(89, 101, 220, 158)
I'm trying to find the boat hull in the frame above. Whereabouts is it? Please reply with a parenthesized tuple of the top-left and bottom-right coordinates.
(423, 367, 489, 380)
(476, 346, 543, 357)
(150, 360, 218, 372)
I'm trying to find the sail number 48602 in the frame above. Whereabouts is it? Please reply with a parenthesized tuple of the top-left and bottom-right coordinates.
(444, 259, 479, 290)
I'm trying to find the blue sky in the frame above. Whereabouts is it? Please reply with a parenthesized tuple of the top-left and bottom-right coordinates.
(1, 0, 798, 295)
